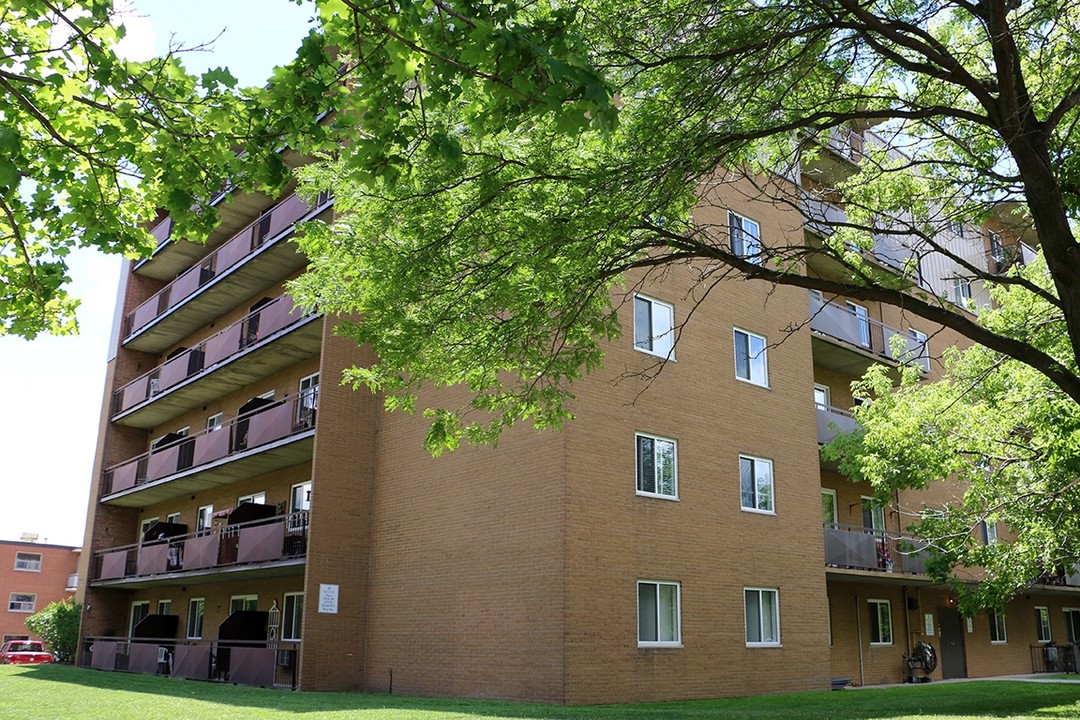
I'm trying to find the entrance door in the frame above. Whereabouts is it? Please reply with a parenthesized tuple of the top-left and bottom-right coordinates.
(938, 608, 967, 679)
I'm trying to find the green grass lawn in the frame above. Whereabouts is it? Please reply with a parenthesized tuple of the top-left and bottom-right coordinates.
(1, 665, 1078, 720)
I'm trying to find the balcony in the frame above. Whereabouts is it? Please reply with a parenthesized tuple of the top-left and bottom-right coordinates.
(824, 524, 930, 575)
(121, 191, 332, 354)
(801, 194, 922, 282)
(817, 404, 858, 444)
(809, 291, 930, 376)
(1036, 564, 1080, 590)
(111, 295, 322, 430)
(101, 389, 317, 508)
(90, 510, 307, 588)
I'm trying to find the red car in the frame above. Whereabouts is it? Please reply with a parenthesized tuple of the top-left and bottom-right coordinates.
(0, 640, 54, 664)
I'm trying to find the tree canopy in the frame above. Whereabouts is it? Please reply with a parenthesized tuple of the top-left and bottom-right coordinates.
(285, 0, 1080, 603)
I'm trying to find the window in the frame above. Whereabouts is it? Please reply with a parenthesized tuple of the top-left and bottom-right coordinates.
(981, 520, 999, 545)
(950, 276, 973, 306)
(129, 601, 150, 635)
(636, 433, 677, 499)
(729, 211, 763, 264)
(947, 220, 965, 237)
(989, 230, 1007, 265)
(868, 599, 893, 645)
(196, 505, 213, 535)
(814, 384, 831, 410)
(1065, 609, 1080, 643)
(1036, 607, 1052, 643)
(14, 552, 41, 572)
(734, 328, 768, 386)
(861, 497, 885, 532)
(157, 600, 172, 616)
(989, 610, 1007, 643)
(8, 593, 35, 613)
(289, 481, 313, 531)
(846, 301, 871, 347)
(821, 489, 838, 529)
(187, 598, 205, 639)
(638, 581, 680, 646)
(298, 373, 319, 427)
(206, 412, 223, 432)
(282, 593, 304, 641)
(138, 517, 160, 544)
(238, 492, 266, 506)
(633, 295, 675, 359)
(745, 588, 780, 646)
(739, 455, 775, 513)
(165, 512, 181, 525)
(230, 595, 258, 613)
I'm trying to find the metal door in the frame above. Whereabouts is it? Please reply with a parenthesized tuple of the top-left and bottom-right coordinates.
(938, 608, 967, 679)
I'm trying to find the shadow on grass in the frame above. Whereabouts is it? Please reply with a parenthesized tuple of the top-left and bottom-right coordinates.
(5, 664, 1080, 719)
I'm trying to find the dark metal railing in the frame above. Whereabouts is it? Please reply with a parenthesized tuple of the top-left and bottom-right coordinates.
(823, 523, 930, 574)
(111, 294, 317, 417)
(90, 511, 308, 582)
(1030, 643, 1079, 674)
(101, 388, 317, 498)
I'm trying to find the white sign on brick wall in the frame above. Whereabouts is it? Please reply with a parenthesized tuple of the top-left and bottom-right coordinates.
(319, 583, 339, 614)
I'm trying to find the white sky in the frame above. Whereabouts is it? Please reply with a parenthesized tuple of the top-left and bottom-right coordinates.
(0, 1, 315, 546)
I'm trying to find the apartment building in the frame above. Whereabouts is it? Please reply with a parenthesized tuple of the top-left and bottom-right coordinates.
(1, 539, 80, 644)
(76, 130, 1077, 703)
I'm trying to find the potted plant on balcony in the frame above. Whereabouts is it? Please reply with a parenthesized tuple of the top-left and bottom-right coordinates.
(876, 541, 894, 572)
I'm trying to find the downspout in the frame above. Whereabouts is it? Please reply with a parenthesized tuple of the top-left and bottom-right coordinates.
(856, 593, 865, 686)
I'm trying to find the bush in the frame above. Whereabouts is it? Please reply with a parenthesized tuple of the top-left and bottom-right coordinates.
(24, 599, 81, 663)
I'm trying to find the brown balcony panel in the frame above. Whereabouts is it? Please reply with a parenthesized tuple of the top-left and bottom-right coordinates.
(173, 645, 212, 680)
(128, 643, 160, 674)
(151, 217, 173, 245)
(255, 297, 294, 339)
(229, 648, 276, 688)
(246, 404, 293, 448)
(119, 380, 151, 413)
(816, 407, 859, 444)
(194, 430, 230, 466)
(184, 534, 220, 570)
(265, 194, 308, 239)
(147, 445, 181, 482)
(130, 298, 160, 332)
(90, 641, 120, 671)
(204, 324, 243, 367)
(158, 351, 193, 391)
(110, 460, 141, 494)
(237, 523, 286, 564)
(100, 550, 128, 580)
(168, 265, 202, 309)
(824, 527, 878, 568)
(136, 543, 169, 576)
(216, 234, 252, 274)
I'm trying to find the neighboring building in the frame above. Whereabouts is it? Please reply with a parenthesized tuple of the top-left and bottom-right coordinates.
(76, 129, 1073, 704)
(1, 539, 80, 644)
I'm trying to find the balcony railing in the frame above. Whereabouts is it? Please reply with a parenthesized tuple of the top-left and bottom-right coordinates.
(91, 511, 308, 583)
(111, 294, 315, 417)
(1036, 564, 1080, 588)
(816, 404, 858, 444)
(83, 636, 299, 689)
(809, 291, 930, 372)
(122, 192, 318, 340)
(824, 524, 930, 574)
(101, 388, 317, 498)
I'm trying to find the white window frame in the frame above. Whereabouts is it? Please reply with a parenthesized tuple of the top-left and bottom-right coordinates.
(14, 552, 42, 572)
(165, 512, 181, 525)
(637, 580, 681, 648)
(289, 481, 313, 531)
(821, 488, 839, 529)
(813, 384, 831, 410)
(635, 432, 678, 500)
(297, 373, 320, 426)
(744, 587, 781, 647)
(861, 497, 886, 532)
(129, 600, 150, 635)
(282, 592, 304, 641)
(206, 412, 224, 432)
(733, 328, 769, 387)
(196, 505, 213, 535)
(230, 595, 258, 613)
(187, 598, 205, 640)
(846, 301, 871, 348)
(1036, 606, 1052, 643)
(950, 276, 973, 306)
(138, 517, 160, 544)
(729, 210, 763, 264)
(739, 454, 775, 514)
(989, 609, 1007, 644)
(633, 294, 676, 360)
(238, 492, 266, 506)
(7, 593, 36, 613)
(868, 599, 893, 645)
(982, 520, 999, 545)
(157, 599, 172, 616)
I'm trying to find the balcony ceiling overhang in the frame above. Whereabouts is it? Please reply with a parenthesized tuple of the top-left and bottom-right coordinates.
(101, 433, 314, 508)
(89, 557, 305, 589)
(122, 239, 309, 354)
(811, 333, 902, 379)
(826, 566, 937, 587)
(113, 316, 324, 430)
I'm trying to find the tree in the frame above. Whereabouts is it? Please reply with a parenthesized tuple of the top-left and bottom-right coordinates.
(25, 598, 81, 662)
(285, 0, 1080, 600)
(0, 0, 337, 338)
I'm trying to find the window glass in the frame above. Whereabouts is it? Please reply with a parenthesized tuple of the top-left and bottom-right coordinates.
(740, 455, 774, 513)
(8, 594, 36, 613)
(633, 296, 675, 358)
(869, 599, 893, 644)
(734, 329, 768, 386)
(14, 552, 41, 571)
(989, 610, 1007, 643)
(1036, 607, 1052, 643)
(745, 588, 780, 645)
(283, 593, 304, 641)
(729, 211, 763, 264)
(636, 434, 677, 498)
(638, 581, 680, 646)
(821, 490, 838, 529)
(187, 598, 205, 639)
